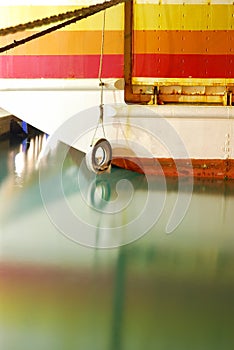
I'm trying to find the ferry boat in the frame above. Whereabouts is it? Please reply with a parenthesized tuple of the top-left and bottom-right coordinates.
(0, 0, 234, 179)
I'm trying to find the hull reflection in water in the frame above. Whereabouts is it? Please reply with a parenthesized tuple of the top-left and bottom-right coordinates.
(0, 136, 234, 350)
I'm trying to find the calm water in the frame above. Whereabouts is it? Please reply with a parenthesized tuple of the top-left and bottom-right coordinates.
(0, 134, 234, 350)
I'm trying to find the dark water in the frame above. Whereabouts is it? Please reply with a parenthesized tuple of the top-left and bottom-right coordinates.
(0, 135, 234, 350)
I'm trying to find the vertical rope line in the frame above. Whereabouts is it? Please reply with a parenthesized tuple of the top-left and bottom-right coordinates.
(99, 10, 106, 138)
(91, 9, 106, 146)
(98, 9, 106, 104)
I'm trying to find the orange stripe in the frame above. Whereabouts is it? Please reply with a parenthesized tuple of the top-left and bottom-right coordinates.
(0, 30, 124, 55)
(3, 29, 233, 56)
(134, 30, 234, 55)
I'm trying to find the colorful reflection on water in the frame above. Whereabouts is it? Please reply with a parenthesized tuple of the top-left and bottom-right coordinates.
(0, 135, 234, 350)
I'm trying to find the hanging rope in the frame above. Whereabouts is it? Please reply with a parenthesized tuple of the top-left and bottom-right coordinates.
(91, 9, 107, 147)
(0, 0, 128, 53)
(98, 9, 106, 90)
(99, 9, 106, 137)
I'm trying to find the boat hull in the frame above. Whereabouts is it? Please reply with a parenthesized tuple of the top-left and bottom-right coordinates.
(112, 158, 234, 180)
(0, 1, 234, 179)
(0, 79, 234, 179)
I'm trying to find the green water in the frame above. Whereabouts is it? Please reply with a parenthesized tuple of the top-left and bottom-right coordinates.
(0, 135, 234, 350)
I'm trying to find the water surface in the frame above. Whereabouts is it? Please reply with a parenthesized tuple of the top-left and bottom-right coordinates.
(0, 135, 234, 350)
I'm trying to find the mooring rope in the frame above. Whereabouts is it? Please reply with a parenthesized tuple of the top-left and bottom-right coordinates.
(91, 9, 107, 147)
(98, 9, 106, 97)
(0, 0, 128, 53)
(99, 9, 106, 135)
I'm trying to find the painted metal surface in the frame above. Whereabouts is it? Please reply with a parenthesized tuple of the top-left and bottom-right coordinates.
(0, 0, 234, 179)
(1, 1, 234, 82)
(0, 2, 124, 79)
(132, 1, 234, 78)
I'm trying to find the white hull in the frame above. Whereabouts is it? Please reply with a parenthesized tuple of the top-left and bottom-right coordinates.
(0, 78, 234, 178)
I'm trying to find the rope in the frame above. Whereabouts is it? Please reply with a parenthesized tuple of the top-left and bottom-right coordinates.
(91, 9, 107, 147)
(0, 0, 128, 53)
(99, 10, 106, 136)
(0, 0, 127, 36)
(0, 9, 89, 36)
(98, 10, 106, 90)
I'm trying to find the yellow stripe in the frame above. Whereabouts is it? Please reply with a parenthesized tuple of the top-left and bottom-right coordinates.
(1, 4, 233, 32)
(0, 5, 124, 31)
(133, 77, 234, 87)
(134, 4, 234, 30)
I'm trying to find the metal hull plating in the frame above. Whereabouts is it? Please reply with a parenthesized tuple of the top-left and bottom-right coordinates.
(0, 1, 234, 179)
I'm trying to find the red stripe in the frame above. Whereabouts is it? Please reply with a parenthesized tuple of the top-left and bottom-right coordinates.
(0, 55, 124, 78)
(1, 54, 234, 79)
(133, 54, 234, 78)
